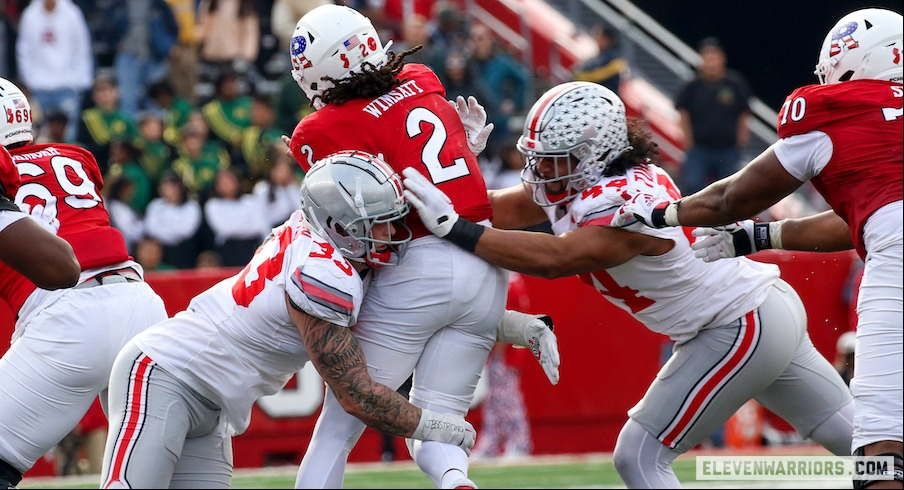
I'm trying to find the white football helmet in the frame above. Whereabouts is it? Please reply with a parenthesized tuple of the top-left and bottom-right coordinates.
(814, 8, 903, 85)
(517, 81, 631, 206)
(301, 150, 411, 268)
(289, 4, 392, 108)
(0, 78, 34, 148)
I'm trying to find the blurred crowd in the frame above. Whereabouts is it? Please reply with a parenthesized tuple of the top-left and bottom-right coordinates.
(0, 0, 546, 271)
(0, 0, 822, 273)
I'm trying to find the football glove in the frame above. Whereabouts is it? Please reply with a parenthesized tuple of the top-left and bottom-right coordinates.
(411, 409, 476, 455)
(19, 197, 61, 234)
(691, 219, 779, 262)
(450, 95, 494, 156)
(498, 310, 561, 385)
(612, 192, 678, 228)
(402, 167, 458, 237)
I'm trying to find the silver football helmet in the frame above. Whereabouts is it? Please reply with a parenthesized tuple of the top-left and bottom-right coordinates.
(814, 8, 903, 85)
(0, 78, 34, 148)
(289, 4, 392, 109)
(517, 81, 631, 207)
(300, 150, 411, 267)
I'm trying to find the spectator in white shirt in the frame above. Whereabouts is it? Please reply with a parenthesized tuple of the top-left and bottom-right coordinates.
(253, 144, 302, 229)
(16, 0, 93, 142)
(143, 169, 202, 269)
(105, 175, 145, 255)
(203, 166, 269, 267)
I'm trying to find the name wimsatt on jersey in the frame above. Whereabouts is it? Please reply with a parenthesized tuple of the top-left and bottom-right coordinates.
(11, 146, 61, 162)
(362, 79, 425, 118)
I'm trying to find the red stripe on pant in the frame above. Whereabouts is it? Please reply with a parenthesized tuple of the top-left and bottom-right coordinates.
(661, 310, 759, 448)
(104, 354, 154, 488)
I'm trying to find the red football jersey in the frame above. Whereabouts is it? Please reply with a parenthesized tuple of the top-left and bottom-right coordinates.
(0, 146, 19, 199)
(0, 143, 130, 312)
(776, 80, 903, 259)
(291, 63, 492, 239)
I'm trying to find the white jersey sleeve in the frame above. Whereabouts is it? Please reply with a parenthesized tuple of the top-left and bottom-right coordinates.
(773, 132, 833, 182)
(284, 232, 363, 328)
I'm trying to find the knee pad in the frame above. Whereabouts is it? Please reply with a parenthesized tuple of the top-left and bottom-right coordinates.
(853, 447, 904, 489)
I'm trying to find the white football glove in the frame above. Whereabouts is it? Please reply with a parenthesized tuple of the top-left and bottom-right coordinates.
(498, 310, 561, 385)
(20, 197, 61, 234)
(612, 191, 677, 228)
(691, 220, 757, 262)
(402, 167, 459, 237)
(411, 409, 476, 455)
(450, 95, 494, 156)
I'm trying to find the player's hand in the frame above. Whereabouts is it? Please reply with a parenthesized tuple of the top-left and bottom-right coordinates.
(19, 197, 61, 234)
(450, 95, 494, 156)
(612, 192, 672, 228)
(691, 220, 757, 262)
(402, 168, 459, 238)
(412, 409, 476, 455)
(499, 310, 560, 385)
(281, 134, 292, 158)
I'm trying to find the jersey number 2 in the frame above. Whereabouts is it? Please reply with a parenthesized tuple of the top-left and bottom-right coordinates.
(406, 107, 470, 184)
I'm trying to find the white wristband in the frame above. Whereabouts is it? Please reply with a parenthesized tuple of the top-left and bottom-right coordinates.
(664, 201, 681, 226)
(769, 220, 784, 249)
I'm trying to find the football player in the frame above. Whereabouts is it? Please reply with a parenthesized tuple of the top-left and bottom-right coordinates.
(0, 77, 169, 489)
(613, 8, 902, 487)
(404, 81, 854, 488)
(286, 5, 557, 489)
(0, 145, 79, 291)
(99, 151, 476, 488)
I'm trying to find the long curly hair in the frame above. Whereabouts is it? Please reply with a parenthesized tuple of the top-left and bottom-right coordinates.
(317, 46, 423, 107)
(603, 117, 661, 176)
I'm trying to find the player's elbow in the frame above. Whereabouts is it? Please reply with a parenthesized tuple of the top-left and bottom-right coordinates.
(334, 392, 370, 421)
(38, 254, 80, 290)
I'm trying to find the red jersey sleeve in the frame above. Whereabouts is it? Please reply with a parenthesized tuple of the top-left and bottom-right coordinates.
(0, 146, 20, 198)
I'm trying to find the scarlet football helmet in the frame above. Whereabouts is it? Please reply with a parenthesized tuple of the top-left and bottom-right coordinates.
(289, 4, 392, 108)
(814, 8, 903, 84)
(517, 81, 631, 206)
(300, 150, 411, 267)
(0, 78, 34, 149)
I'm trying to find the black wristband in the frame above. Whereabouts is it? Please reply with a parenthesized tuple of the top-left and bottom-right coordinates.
(445, 218, 485, 253)
(649, 206, 667, 228)
(731, 229, 754, 256)
(753, 223, 773, 250)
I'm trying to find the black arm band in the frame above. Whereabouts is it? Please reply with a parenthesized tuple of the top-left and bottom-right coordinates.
(753, 223, 773, 250)
(445, 218, 485, 253)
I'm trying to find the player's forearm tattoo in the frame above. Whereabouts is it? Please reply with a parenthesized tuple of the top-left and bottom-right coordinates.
(299, 316, 420, 437)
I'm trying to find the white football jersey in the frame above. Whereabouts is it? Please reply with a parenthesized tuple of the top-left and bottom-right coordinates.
(134, 210, 367, 434)
(546, 163, 779, 343)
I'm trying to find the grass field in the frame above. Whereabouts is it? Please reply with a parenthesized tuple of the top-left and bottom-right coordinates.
(19, 446, 851, 489)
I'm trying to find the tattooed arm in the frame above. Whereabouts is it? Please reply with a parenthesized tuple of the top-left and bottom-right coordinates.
(286, 295, 477, 452)
(288, 295, 419, 436)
